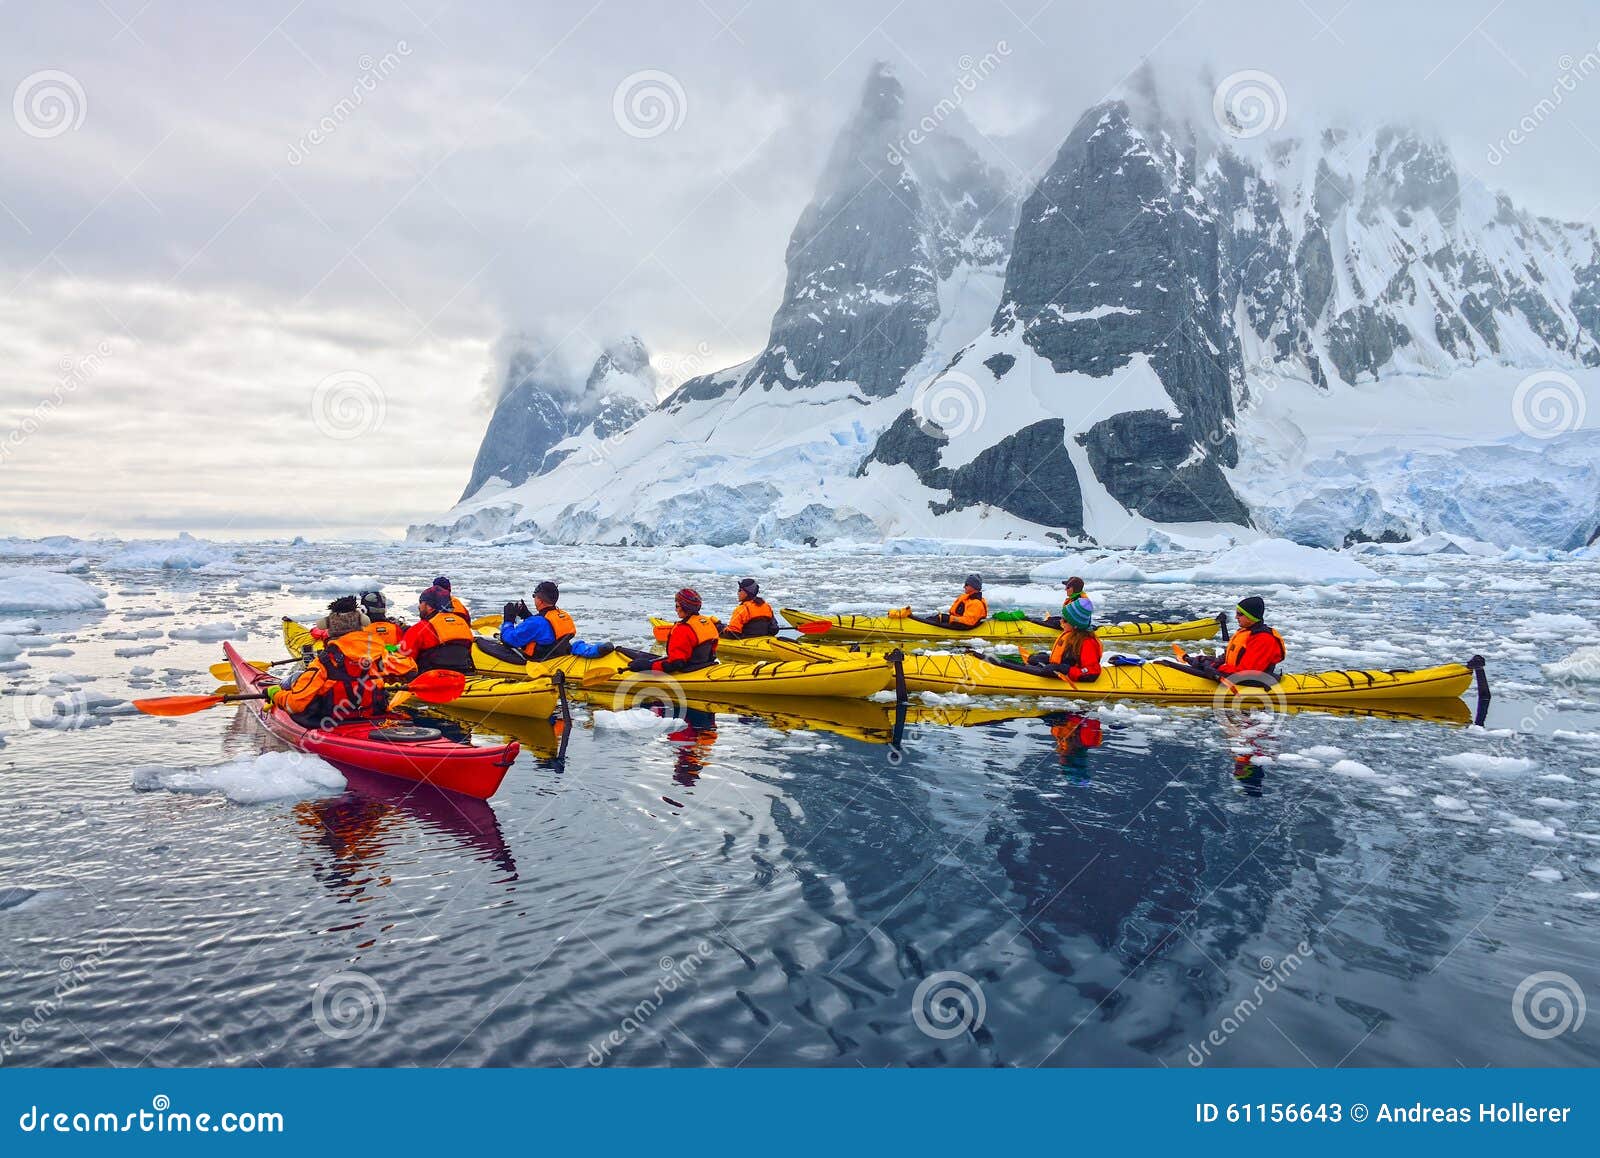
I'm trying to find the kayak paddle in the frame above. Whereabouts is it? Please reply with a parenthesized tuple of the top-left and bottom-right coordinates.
(133, 670, 467, 717)
(1171, 644, 1242, 695)
(208, 657, 295, 680)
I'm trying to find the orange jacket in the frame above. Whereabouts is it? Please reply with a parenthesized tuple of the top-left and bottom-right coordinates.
(1217, 624, 1285, 676)
(946, 591, 988, 627)
(1048, 630, 1102, 681)
(399, 611, 473, 672)
(656, 615, 720, 673)
(724, 598, 777, 637)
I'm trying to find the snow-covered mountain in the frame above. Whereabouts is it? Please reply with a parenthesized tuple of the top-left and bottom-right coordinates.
(459, 335, 659, 501)
(414, 66, 1600, 550)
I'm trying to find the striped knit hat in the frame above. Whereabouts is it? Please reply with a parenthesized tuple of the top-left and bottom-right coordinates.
(1063, 596, 1094, 629)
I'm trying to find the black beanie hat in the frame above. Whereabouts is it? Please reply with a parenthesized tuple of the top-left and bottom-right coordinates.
(738, 577, 760, 596)
(1237, 595, 1266, 622)
(965, 573, 983, 590)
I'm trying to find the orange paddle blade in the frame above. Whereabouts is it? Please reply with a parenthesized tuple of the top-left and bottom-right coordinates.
(387, 691, 414, 710)
(794, 620, 834, 635)
(133, 694, 230, 717)
(402, 669, 466, 703)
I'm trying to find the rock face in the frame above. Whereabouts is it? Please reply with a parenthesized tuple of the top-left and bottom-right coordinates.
(422, 64, 1600, 549)
(460, 336, 660, 500)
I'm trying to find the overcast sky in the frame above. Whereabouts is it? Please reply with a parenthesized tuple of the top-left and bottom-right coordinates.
(3, 0, 1598, 539)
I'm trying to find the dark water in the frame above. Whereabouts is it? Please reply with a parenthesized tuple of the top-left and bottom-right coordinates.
(1, 541, 1597, 1066)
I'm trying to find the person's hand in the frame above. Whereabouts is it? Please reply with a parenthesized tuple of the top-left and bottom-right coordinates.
(504, 601, 519, 622)
(263, 685, 280, 705)
(515, 600, 532, 620)
(626, 655, 655, 672)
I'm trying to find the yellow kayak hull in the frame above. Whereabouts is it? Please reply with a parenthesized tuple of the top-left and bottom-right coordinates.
(779, 606, 1224, 644)
(283, 620, 560, 719)
(901, 651, 1480, 704)
(466, 631, 896, 700)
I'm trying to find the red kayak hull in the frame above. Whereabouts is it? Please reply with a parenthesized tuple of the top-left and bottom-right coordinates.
(223, 642, 518, 800)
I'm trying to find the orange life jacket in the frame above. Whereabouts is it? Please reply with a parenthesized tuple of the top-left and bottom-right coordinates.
(363, 619, 403, 648)
(416, 610, 474, 673)
(1048, 628, 1096, 666)
(661, 614, 720, 672)
(725, 598, 777, 637)
(449, 596, 469, 617)
(1222, 624, 1286, 674)
(523, 606, 577, 661)
(278, 645, 388, 723)
(947, 592, 988, 626)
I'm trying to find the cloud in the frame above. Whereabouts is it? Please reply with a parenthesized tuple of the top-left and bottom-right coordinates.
(2, 0, 1598, 535)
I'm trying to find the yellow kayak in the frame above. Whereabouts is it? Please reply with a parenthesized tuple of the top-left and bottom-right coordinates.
(469, 632, 897, 700)
(779, 607, 1224, 644)
(282, 620, 560, 719)
(658, 693, 1063, 745)
(897, 651, 1483, 704)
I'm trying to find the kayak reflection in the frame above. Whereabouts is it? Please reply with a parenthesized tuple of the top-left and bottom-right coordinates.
(293, 770, 518, 901)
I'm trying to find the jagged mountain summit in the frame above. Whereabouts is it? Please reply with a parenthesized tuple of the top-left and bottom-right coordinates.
(460, 335, 659, 501)
(416, 65, 1600, 550)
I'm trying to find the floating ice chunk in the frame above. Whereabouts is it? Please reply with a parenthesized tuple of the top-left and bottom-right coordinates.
(290, 575, 383, 595)
(1150, 540, 1379, 586)
(166, 621, 242, 641)
(103, 534, 232, 570)
(131, 751, 344, 803)
(1543, 648, 1600, 682)
(1528, 867, 1564, 882)
(591, 708, 683, 731)
(1504, 817, 1562, 841)
(0, 567, 106, 613)
(1437, 752, 1535, 775)
(1301, 745, 1347, 761)
(1329, 759, 1381, 780)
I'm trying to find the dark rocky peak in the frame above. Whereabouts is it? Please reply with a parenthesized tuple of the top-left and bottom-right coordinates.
(738, 61, 1014, 399)
(1361, 127, 1459, 225)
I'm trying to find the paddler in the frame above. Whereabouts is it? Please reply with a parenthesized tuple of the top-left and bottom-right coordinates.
(359, 590, 405, 647)
(1025, 595, 1102, 682)
(1042, 576, 1086, 629)
(263, 636, 397, 725)
(721, 578, 777, 638)
(500, 581, 578, 661)
(431, 576, 470, 618)
(931, 574, 988, 629)
(313, 595, 368, 639)
(1209, 595, 1285, 679)
(397, 588, 474, 673)
(626, 588, 719, 673)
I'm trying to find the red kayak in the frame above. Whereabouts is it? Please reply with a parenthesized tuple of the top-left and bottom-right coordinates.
(223, 642, 519, 800)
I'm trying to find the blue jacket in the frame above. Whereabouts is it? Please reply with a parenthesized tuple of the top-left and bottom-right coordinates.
(501, 614, 555, 651)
